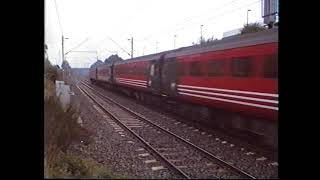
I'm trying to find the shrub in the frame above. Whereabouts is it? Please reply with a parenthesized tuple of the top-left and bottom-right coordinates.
(44, 58, 123, 178)
(240, 22, 267, 34)
(45, 58, 59, 82)
(44, 96, 92, 165)
(46, 152, 126, 178)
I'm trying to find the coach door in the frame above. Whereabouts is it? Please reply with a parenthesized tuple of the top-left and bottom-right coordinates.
(110, 64, 114, 83)
(161, 57, 178, 96)
(148, 60, 161, 92)
(95, 67, 98, 79)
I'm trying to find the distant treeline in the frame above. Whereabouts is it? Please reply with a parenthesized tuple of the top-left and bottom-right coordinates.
(90, 54, 123, 68)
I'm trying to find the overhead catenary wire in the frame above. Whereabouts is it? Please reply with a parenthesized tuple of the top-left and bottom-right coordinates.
(135, 0, 262, 44)
(89, 0, 261, 60)
(203, 0, 262, 23)
(94, 0, 241, 54)
(107, 37, 131, 57)
(54, 0, 63, 35)
(176, 0, 240, 27)
(93, 2, 150, 51)
(63, 0, 263, 64)
(135, 0, 241, 42)
(54, 0, 66, 66)
(64, 38, 90, 55)
(129, 0, 262, 57)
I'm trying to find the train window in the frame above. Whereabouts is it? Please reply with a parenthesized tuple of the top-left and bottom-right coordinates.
(190, 61, 202, 76)
(150, 64, 155, 76)
(145, 67, 148, 76)
(264, 54, 278, 78)
(231, 58, 252, 77)
(134, 66, 138, 75)
(142, 67, 146, 76)
(208, 60, 224, 76)
(130, 66, 134, 74)
(119, 67, 123, 75)
(178, 63, 185, 76)
(138, 66, 142, 75)
(118, 67, 121, 75)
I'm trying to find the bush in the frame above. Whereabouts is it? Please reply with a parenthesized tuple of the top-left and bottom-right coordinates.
(44, 96, 125, 178)
(46, 152, 124, 178)
(45, 59, 58, 82)
(240, 22, 267, 34)
(198, 36, 219, 46)
(44, 58, 123, 178)
(44, 95, 92, 163)
(44, 78, 55, 100)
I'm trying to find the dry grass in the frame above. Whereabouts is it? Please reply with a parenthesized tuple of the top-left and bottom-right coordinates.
(44, 95, 125, 178)
(44, 95, 92, 162)
(45, 151, 125, 178)
(44, 61, 124, 178)
(44, 81, 94, 178)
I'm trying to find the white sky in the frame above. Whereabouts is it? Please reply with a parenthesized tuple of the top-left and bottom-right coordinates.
(45, 0, 265, 68)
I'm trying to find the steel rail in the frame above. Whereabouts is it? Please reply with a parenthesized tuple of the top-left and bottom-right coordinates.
(77, 84, 190, 179)
(81, 81, 256, 179)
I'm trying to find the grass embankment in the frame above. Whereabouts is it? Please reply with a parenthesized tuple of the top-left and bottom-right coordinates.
(44, 60, 125, 178)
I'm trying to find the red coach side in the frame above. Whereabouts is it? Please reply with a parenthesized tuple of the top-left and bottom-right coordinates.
(113, 60, 151, 92)
(175, 43, 278, 121)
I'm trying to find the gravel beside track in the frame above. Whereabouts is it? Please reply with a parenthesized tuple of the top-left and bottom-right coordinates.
(84, 80, 278, 179)
(79, 82, 255, 179)
(66, 79, 179, 178)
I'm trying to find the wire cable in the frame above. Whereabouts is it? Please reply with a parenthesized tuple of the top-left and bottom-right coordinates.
(54, 0, 63, 35)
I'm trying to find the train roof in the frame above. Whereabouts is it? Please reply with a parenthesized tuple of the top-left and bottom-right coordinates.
(112, 28, 278, 65)
(166, 27, 278, 58)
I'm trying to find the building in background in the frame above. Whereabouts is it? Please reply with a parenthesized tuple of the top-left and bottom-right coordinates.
(222, 28, 241, 38)
(262, 0, 279, 27)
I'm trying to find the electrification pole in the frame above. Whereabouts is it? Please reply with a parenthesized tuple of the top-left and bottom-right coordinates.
(62, 36, 64, 63)
(128, 37, 133, 58)
(131, 37, 133, 59)
(156, 42, 158, 53)
(247, 9, 251, 26)
(200, 25, 204, 44)
(174, 35, 177, 49)
(96, 51, 98, 60)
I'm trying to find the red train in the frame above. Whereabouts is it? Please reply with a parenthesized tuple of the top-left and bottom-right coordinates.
(90, 28, 278, 146)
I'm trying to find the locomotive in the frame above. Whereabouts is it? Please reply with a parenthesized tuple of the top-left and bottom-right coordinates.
(90, 28, 278, 147)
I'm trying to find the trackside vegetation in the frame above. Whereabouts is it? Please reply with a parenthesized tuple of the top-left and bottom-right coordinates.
(44, 55, 126, 178)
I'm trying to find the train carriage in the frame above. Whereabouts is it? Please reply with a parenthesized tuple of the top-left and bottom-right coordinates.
(89, 67, 97, 81)
(96, 63, 113, 83)
(112, 52, 167, 94)
(158, 28, 278, 121)
(89, 28, 278, 146)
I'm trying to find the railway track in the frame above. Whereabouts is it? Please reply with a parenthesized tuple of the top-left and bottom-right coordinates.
(82, 78, 277, 162)
(77, 80, 256, 179)
(82, 78, 278, 177)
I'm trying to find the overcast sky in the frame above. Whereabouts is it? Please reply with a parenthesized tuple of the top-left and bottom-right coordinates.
(45, 0, 265, 68)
